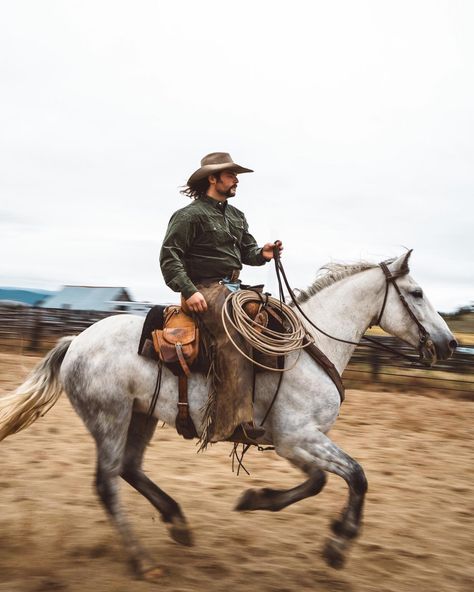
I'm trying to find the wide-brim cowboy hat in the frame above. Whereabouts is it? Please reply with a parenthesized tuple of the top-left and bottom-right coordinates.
(187, 152, 254, 185)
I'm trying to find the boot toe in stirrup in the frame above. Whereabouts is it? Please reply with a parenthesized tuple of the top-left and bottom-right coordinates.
(226, 422, 265, 444)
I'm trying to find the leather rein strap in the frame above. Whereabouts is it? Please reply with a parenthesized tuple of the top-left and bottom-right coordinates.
(272, 247, 345, 403)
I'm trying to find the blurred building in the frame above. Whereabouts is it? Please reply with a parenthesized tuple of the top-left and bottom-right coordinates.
(0, 288, 54, 307)
(39, 285, 138, 313)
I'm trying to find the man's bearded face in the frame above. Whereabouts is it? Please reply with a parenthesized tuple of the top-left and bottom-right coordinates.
(214, 171, 239, 198)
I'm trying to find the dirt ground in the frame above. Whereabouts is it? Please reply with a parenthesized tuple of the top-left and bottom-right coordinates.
(0, 351, 473, 592)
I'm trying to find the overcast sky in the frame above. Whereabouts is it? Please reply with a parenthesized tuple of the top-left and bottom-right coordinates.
(1, 1, 473, 312)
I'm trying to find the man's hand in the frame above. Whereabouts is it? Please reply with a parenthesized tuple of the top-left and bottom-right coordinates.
(185, 291, 208, 313)
(261, 240, 283, 261)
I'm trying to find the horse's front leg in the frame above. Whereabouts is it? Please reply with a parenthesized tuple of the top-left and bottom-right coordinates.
(238, 428, 368, 569)
(235, 465, 327, 512)
(318, 447, 368, 569)
(293, 430, 368, 568)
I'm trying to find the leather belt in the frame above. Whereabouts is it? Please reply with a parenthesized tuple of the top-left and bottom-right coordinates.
(194, 270, 240, 285)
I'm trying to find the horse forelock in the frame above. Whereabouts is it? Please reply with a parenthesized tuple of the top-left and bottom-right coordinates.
(296, 261, 380, 303)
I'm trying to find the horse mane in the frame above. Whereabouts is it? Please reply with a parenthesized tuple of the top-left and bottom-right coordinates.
(296, 261, 385, 304)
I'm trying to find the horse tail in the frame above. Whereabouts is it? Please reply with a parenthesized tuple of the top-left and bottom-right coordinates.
(0, 336, 74, 442)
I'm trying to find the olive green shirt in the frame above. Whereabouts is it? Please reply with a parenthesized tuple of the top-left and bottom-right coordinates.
(160, 195, 267, 298)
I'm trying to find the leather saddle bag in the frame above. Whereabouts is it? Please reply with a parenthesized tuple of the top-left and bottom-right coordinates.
(151, 306, 199, 440)
(152, 306, 199, 377)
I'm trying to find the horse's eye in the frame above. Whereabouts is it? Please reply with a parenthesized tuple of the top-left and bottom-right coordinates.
(411, 289, 423, 299)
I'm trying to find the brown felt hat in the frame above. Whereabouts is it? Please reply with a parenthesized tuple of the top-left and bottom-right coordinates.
(187, 152, 254, 185)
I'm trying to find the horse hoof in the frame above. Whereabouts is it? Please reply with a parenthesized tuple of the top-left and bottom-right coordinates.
(141, 566, 165, 581)
(167, 517, 194, 546)
(234, 488, 258, 511)
(322, 537, 346, 570)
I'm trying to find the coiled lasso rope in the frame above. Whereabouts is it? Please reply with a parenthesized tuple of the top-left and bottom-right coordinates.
(221, 290, 313, 372)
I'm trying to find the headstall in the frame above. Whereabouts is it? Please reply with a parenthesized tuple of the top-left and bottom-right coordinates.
(376, 261, 433, 358)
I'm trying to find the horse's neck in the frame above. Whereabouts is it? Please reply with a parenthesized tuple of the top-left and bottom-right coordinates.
(299, 268, 383, 373)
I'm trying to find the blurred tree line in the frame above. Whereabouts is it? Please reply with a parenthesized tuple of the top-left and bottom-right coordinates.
(441, 303, 474, 335)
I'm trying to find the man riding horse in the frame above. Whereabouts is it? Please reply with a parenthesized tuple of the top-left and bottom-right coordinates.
(160, 152, 283, 445)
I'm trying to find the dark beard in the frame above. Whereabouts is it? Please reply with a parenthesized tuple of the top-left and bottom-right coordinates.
(217, 185, 237, 198)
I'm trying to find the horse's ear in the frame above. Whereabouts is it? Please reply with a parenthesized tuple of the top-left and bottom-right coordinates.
(389, 249, 413, 275)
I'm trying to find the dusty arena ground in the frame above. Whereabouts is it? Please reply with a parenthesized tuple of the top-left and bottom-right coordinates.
(0, 351, 473, 592)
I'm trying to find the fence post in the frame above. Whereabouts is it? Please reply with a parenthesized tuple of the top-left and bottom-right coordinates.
(29, 307, 43, 352)
(370, 350, 380, 381)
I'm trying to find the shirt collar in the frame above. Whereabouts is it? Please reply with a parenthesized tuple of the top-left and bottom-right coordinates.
(199, 195, 228, 210)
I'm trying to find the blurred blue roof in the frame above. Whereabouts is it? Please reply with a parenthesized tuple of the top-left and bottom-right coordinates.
(0, 288, 54, 306)
(39, 286, 133, 312)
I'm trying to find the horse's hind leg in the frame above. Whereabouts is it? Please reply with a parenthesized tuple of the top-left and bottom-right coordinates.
(121, 411, 193, 546)
(93, 405, 162, 579)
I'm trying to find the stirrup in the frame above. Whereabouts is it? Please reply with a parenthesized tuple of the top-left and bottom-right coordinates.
(226, 422, 265, 444)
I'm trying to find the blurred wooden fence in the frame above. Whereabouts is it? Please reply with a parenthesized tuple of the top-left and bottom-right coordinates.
(0, 305, 472, 398)
(0, 306, 115, 353)
(343, 336, 473, 398)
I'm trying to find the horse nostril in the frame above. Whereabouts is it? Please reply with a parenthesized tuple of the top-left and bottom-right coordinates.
(449, 339, 458, 351)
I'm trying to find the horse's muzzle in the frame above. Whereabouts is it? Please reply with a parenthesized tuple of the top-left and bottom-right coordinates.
(436, 338, 458, 361)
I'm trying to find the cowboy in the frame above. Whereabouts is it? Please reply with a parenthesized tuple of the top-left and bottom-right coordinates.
(160, 152, 283, 444)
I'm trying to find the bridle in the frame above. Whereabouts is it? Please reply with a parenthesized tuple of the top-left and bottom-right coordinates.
(375, 261, 434, 358)
(273, 249, 435, 365)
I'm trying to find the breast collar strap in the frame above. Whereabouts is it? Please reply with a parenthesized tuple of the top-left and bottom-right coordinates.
(376, 261, 430, 350)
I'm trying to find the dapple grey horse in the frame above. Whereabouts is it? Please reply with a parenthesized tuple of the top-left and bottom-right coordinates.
(0, 252, 456, 578)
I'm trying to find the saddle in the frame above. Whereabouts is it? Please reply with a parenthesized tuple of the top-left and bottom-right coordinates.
(138, 298, 272, 441)
(138, 296, 345, 442)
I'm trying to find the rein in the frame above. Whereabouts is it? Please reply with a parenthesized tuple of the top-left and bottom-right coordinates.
(272, 247, 432, 366)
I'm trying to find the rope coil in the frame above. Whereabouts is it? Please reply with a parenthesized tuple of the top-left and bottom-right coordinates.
(221, 290, 312, 372)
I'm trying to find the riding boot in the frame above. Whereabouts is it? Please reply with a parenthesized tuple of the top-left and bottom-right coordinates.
(225, 421, 265, 444)
(195, 282, 264, 444)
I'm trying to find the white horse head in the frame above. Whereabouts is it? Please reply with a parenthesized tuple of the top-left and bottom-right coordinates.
(376, 250, 456, 365)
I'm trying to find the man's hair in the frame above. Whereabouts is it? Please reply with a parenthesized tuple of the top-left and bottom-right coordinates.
(180, 172, 221, 200)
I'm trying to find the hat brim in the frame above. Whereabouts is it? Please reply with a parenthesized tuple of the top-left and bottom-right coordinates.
(187, 163, 253, 185)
